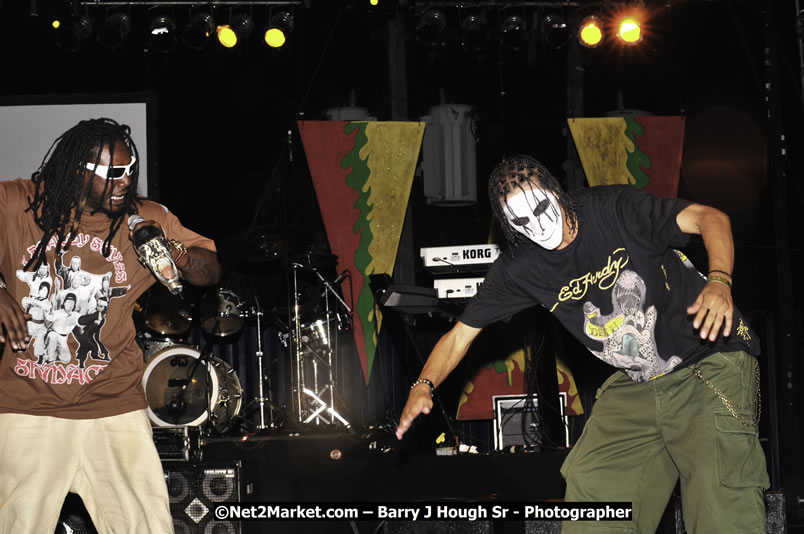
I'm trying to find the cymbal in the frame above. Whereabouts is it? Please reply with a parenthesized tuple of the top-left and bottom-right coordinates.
(238, 234, 283, 264)
(290, 251, 338, 271)
(144, 312, 192, 336)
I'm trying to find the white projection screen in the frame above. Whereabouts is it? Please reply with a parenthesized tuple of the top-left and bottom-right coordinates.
(0, 94, 156, 198)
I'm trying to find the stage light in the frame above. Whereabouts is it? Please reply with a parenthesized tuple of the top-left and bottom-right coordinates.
(460, 13, 488, 53)
(415, 9, 446, 47)
(55, 15, 91, 53)
(499, 14, 528, 52)
(149, 15, 177, 52)
(51, 19, 61, 29)
(578, 15, 603, 48)
(541, 14, 569, 50)
(181, 13, 215, 51)
(616, 15, 642, 44)
(96, 13, 131, 50)
(264, 11, 293, 48)
(217, 14, 253, 48)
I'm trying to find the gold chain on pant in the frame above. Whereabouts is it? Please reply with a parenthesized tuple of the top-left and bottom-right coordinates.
(690, 358, 761, 429)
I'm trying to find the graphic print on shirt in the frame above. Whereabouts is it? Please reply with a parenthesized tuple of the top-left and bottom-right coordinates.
(581, 269, 681, 382)
(13, 233, 130, 385)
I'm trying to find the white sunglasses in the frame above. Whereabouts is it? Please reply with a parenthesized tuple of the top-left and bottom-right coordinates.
(85, 155, 137, 180)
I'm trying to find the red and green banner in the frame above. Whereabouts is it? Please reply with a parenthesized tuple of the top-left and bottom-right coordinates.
(568, 116, 686, 197)
(298, 121, 425, 383)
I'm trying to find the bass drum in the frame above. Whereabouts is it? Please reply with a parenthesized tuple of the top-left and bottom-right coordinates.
(142, 345, 242, 432)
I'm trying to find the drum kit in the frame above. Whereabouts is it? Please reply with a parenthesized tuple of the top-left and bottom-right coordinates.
(136, 251, 352, 436)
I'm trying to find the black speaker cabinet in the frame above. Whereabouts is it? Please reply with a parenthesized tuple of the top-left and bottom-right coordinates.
(165, 462, 242, 534)
(54, 463, 242, 534)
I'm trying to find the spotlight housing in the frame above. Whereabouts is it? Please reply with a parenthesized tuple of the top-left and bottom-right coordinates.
(499, 14, 528, 52)
(149, 15, 177, 52)
(55, 15, 91, 53)
(541, 14, 569, 50)
(460, 13, 489, 53)
(182, 13, 215, 51)
(415, 9, 446, 48)
(217, 14, 253, 49)
(264, 11, 293, 48)
(96, 12, 131, 50)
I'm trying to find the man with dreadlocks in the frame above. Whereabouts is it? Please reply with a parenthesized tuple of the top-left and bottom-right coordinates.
(0, 118, 221, 533)
(396, 155, 768, 533)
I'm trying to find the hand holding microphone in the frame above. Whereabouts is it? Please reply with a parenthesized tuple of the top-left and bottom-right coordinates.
(128, 215, 183, 295)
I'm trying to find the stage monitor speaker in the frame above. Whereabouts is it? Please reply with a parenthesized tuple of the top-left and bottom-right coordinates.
(55, 493, 97, 534)
(165, 462, 242, 534)
(384, 520, 492, 533)
(493, 393, 569, 450)
(54, 462, 242, 534)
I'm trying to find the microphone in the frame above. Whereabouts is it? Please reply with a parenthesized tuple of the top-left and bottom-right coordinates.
(128, 215, 183, 295)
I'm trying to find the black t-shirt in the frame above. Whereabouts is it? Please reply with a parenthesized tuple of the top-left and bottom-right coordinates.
(461, 185, 759, 383)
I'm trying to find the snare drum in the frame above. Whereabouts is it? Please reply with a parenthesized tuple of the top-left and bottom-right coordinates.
(299, 318, 333, 353)
(142, 345, 242, 431)
(200, 289, 244, 337)
(137, 335, 180, 360)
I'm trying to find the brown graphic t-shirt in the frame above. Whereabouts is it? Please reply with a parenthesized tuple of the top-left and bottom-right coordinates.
(0, 178, 216, 419)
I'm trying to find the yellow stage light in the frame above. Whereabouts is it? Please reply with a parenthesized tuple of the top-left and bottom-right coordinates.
(264, 11, 293, 48)
(217, 14, 253, 48)
(51, 19, 61, 29)
(578, 16, 603, 48)
(264, 28, 285, 47)
(217, 25, 237, 48)
(617, 17, 642, 44)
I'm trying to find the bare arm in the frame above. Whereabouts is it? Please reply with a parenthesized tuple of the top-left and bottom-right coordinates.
(395, 320, 482, 439)
(128, 220, 222, 288)
(0, 280, 30, 350)
(676, 203, 734, 341)
(174, 246, 222, 287)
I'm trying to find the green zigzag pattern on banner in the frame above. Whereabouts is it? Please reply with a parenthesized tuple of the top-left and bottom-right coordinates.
(341, 122, 378, 378)
(624, 115, 652, 189)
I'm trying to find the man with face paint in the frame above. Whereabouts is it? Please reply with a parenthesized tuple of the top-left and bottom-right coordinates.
(396, 156, 767, 533)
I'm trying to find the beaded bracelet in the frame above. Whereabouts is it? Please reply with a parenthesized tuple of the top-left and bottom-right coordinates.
(708, 275, 732, 289)
(411, 378, 435, 398)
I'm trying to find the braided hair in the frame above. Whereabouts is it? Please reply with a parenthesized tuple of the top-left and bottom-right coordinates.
(488, 155, 579, 247)
(24, 118, 140, 271)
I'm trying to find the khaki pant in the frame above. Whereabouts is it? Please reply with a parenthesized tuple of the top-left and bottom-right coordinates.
(561, 351, 769, 533)
(0, 409, 173, 534)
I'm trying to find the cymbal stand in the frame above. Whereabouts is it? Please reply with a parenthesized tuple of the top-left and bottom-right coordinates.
(289, 263, 351, 428)
(250, 298, 276, 430)
(302, 269, 351, 428)
(290, 263, 304, 425)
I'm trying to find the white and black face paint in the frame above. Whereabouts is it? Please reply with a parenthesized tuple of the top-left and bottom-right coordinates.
(503, 188, 563, 249)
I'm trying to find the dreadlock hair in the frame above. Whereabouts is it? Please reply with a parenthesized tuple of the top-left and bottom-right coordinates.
(24, 118, 141, 271)
(488, 155, 580, 247)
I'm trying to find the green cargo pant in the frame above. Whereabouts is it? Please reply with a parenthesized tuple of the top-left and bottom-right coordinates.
(560, 351, 769, 533)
